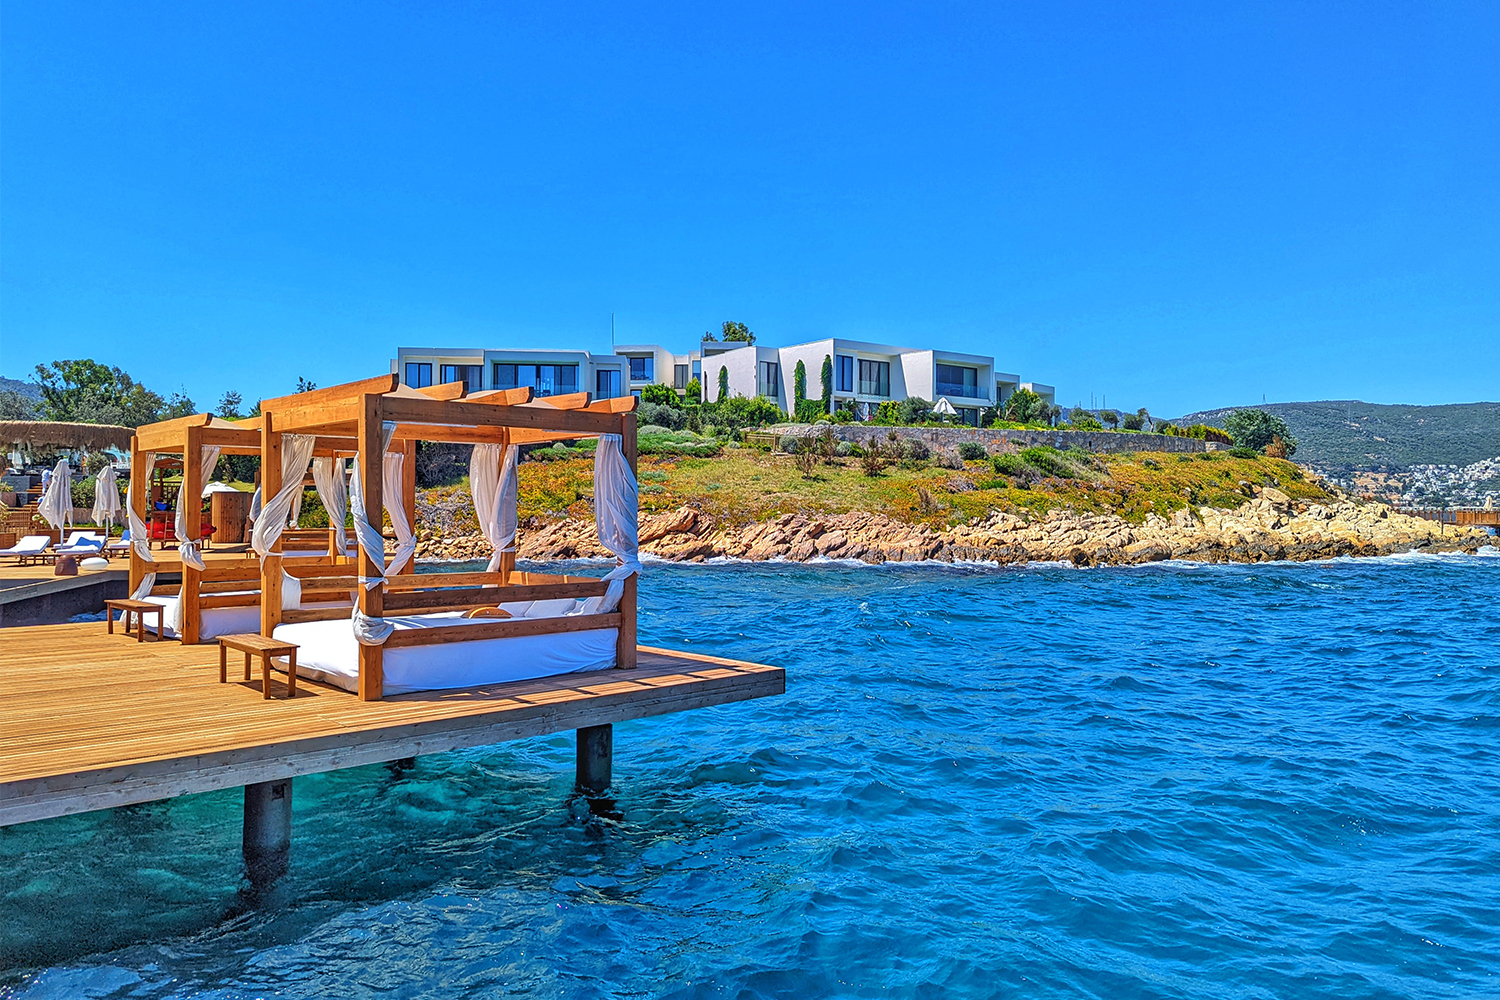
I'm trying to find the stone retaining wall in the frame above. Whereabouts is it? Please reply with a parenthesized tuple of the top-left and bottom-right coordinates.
(763, 425, 1212, 455)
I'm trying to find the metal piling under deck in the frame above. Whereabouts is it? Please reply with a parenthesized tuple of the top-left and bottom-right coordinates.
(0, 622, 784, 829)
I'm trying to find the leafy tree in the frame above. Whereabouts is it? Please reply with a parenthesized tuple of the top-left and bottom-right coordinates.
(793, 360, 807, 406)
(820, 355, 833, 413)
(1004, 389, 1047, 424)
(1223, 409, 1298, 456)
(1136, 406, 1151, 430)
(716, 366, 729, 403)
(899, 397, 932, 424)
(1048, 404, 1063, 427)
(1121, 412, 1144, 431)
(1100, 409, 1119, 430)
(704, 395, 781, 436)
(683, 377, 702, 403)
(217, 390, 243, 419)
(702, 329, 718, 342)
(1069, 406, 1090, 424)
(295, 376, 318, 393)
(32, 359, 191, 427)
(0, 389, 35, 420)
(720, 321, 755, 344)
(640, 384, 680, 407)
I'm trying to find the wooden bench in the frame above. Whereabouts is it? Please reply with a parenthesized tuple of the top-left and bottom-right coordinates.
(217, 634, 299, 700)
(105, 599, 164, 642)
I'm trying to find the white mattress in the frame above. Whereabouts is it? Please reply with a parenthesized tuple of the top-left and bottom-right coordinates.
(139, 593, 349, 642)
(272, 608, 617, 695)
(139, 593, 260, 641)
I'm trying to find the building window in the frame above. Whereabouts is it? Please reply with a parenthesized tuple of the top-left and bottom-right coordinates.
(857, 359, 890, 397)
(628, 357, 653, 382)
(936, 364, 979, 398)
(692, 360, 701, 381)
(674, 364, 689, 390)
(441, 364, 484, 391)
(596, 369, 621, 399)
(958, 407, 979, 427)
(835, 355, 854, 393)
(404, 362, 432, 388)
(493, 363, 578, 397)
(758, 361, 780, 399)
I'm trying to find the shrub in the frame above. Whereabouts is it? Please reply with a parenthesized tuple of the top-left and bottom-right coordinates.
(795, 438, 817, 477)
(1141, 457, 1161, 469)
(860, 441, 890, 476)
(707, 395, 783, 436)
(992, 453, 1025, 476)
(640, 384, 679, 407)
(1019, 446, 1075, 479)
(1265, 435, 1290, 459)
(1073, 416, 1104, 431)
(957, 441, 987, 461)
(683, 377, 702, 403)
(901, 437, 930, 460)
(1228, 446, 1259, 460)
(936, 451, 965, 470)
(795, 398, 826, 423)
(778, 434, 801, 454)
(1223, 409, 1298, 456)
(835, 440, 854, 457)
(873, 400, 903, 425)
(637, 402, 687, 430)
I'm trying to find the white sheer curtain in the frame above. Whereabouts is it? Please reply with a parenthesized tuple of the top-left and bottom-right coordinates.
(127, 454, 158, 600)
(582, 433, 639, 614)
(250, 434, 316, 558)
(92, 465, 122, 529)
(470, 442, 518, 573)
(350, 422, 399, 645)
(39, 459, 72, 530)
(311, 457, 349, 557)
(174, 445, 222, 571)
(383, 451, 416, 575)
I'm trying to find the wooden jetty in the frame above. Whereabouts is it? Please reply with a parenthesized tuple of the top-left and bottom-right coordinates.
(0, 621, 783, 829)
(1395, 506, 1500, 529)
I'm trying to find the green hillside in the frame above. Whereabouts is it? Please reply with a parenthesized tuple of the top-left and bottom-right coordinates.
(0, 377, 42, 400)
(1174, 400, 1500, 468)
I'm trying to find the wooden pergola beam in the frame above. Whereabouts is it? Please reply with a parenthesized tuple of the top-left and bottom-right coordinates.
(259, 374, 398, 415)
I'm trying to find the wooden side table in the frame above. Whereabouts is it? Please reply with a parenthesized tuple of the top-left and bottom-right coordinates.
(105, 599, 164, 642)
(217, 633, 299, 700)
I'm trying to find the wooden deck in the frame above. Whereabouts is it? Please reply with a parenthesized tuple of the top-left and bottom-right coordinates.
(0, 621, 784, 826)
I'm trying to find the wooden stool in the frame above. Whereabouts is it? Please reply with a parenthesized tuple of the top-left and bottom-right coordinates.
(105, 599, 164, 642)
(217, 633, 299, 700)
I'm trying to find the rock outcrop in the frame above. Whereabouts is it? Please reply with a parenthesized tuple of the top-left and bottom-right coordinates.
(412, 495, 1494, 567)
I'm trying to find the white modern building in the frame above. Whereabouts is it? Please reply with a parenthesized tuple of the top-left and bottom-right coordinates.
(392, 347, 629, 400)
(393, 338, 1055, 424)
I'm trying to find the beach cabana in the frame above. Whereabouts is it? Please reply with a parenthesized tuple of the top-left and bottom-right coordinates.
(128, 414, 266, 643)
(0, 420, 133, 461)
(255, 374, 638, 701)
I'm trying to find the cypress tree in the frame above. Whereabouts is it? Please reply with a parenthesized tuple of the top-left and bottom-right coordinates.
(820, 355, 834, 413)
(793, 360, 807, 405)
(717, 365, 729, 403)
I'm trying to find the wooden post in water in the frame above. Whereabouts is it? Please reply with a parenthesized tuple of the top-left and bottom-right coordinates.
(576, 724, 612, 794)
(243, 778, 292, 883)
(357, 393, 385, 701)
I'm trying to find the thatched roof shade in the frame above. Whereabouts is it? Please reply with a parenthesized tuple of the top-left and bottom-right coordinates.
(0, 420, 134, 453)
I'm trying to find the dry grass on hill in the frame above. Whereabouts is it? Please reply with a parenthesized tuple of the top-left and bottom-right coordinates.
(512, 448, 1337, 529)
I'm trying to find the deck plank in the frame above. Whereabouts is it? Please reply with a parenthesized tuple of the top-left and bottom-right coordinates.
(0, 624, 783, 825)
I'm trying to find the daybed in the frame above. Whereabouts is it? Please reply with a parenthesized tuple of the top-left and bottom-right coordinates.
(0, 534, 53, 565)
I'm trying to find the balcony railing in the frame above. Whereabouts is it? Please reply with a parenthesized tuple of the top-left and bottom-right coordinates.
(857, 380, 889, 397)
(936, 381, 982, 399)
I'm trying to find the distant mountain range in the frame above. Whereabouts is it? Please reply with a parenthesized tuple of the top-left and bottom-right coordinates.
(1173, 401, 1500, 468)
(0, 377, 42, 401)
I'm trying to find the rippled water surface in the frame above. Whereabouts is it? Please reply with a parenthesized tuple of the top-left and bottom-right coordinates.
(4, 553, 1499, 998)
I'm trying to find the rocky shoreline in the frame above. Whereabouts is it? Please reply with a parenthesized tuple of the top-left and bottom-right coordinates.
(414, 488, 1494, 567)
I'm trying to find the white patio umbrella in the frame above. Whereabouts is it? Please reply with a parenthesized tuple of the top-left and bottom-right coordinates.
(202, 481, 243, 497)
(932, 397, 958, 417)
(39, 458, 73, 530)
(92, 464, 123, 528)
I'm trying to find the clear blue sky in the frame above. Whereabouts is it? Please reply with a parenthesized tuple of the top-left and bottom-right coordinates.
(3, 2, 1496, 415)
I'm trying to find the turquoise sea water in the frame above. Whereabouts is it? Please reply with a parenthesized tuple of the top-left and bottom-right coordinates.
(3, 552, 1499, 998)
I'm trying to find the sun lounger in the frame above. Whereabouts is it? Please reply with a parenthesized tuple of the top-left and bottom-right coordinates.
(0, 534, 55, 565)
(103, 530, 132, 558)
(56, 532, 107, 556)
